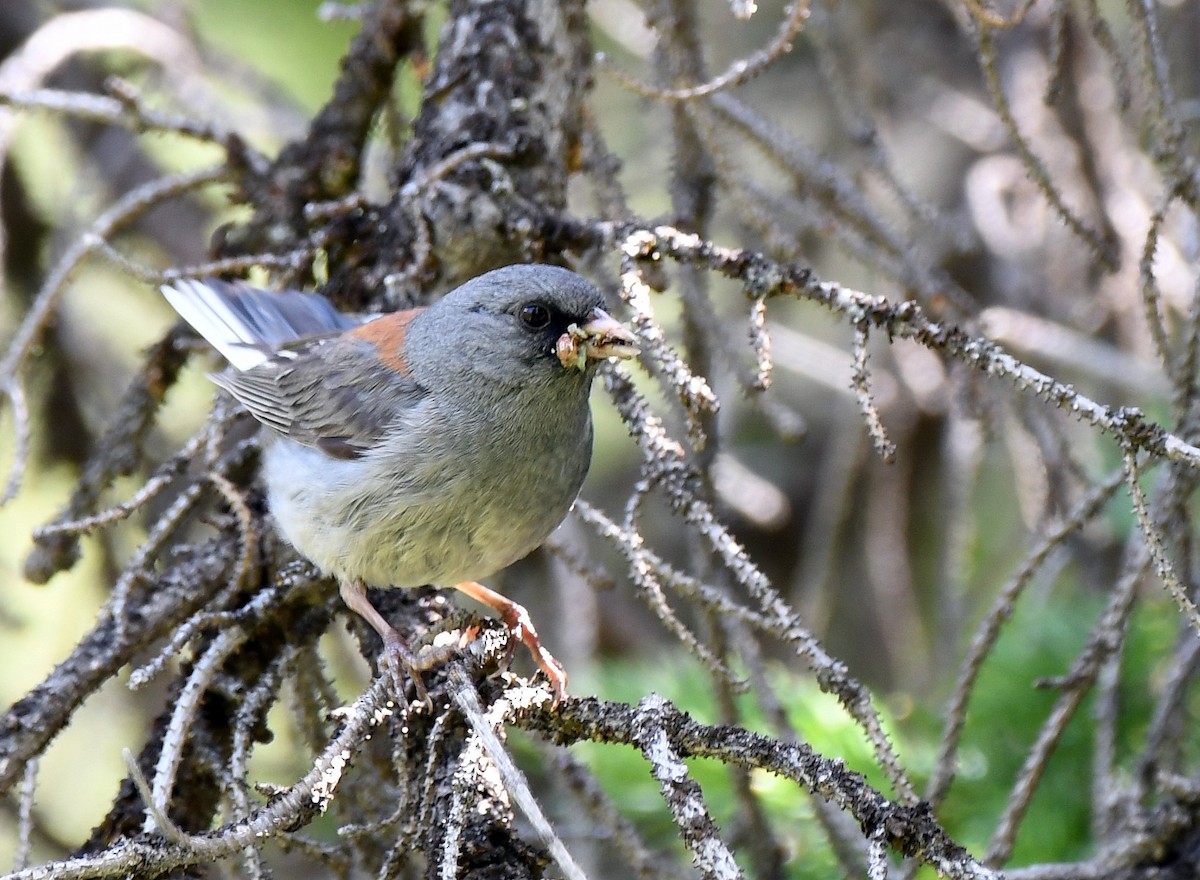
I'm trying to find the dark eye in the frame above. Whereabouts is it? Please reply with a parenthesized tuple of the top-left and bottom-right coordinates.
(519, 302, 552, 330)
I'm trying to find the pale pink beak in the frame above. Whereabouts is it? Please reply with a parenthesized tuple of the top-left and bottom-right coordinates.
(557, 308, 639, 370)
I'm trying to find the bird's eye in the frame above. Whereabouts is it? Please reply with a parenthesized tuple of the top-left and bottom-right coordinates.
(519, 302, 552, 330)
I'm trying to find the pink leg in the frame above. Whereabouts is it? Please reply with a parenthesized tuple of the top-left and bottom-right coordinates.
(339, 578, 431, 702)
(454, 580, 568, 704)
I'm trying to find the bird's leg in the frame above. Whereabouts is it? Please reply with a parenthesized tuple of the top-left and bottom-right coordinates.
(339, 578, 434, 703)
(453, 580, 567, 704)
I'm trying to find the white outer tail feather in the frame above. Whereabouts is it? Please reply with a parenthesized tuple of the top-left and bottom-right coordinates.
(162, 279, 272, 371)
(162, 279, 368, 372)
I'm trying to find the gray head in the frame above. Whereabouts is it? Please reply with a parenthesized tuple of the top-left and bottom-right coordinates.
(406, 264, 632, 393)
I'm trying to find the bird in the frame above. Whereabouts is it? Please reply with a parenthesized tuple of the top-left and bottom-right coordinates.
(162, 264, 638, 702)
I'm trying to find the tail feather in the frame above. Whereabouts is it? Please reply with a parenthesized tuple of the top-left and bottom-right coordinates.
(162, 279, 361, 371)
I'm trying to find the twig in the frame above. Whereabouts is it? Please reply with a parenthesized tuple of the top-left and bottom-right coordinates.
(850, 323, 896, 462)
(972, 23, 1117, 269)
(926, 470, 1124, 806)
(109, 482, 209, 643)
(31, 428, 208, 540)
(514, 696, 996, 880)
(128, 576, 291, 690)
(1137, 187, 1182, 371)
(1127, 0, 1185, 160)
(618, 258, 719, 448)
(124, 749, 189, 845)
(867, 835, 890, 880)
(747, 296, 772, 391)
(449, 671, 587, 880)
(602, 1, 809, 101)
(93, 239, 314, 284)
(603, 364, 918, 804)
(632, 694, 744, 880)
(962, 0, 1038, 29)
(701, 94, 974, 310)
(144, 628, 249, 833)
(1132, 632, 1200, 798)
(984, 548, 1148, 866)
(0, 87, 223, 142)
(574, 500, 746, 690)
(6, 674, 390, 878)
(1, 377, 29, 504)
(13, 758, 38, 872)
(1122, 449, 1200, 633)
(18, 676, 394, 878)
(0, 164, 231, 504)
(608, 224, 1200, 468)
(207, 472, 261, 590)
(229, 650, 292, 820)
(0, 543, 241, 793)
(540, 743, 689, 880)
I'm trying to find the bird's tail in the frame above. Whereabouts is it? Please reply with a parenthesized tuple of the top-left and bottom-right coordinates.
(162, 278, 362, 371)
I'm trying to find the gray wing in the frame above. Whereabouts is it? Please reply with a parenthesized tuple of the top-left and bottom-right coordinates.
(214, 335, 429, 460)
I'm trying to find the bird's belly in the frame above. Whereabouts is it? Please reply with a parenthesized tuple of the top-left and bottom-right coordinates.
(263, 435, 586, 588)
(335, 498, 558, 587)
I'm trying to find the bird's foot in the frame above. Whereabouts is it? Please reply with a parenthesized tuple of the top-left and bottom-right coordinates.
(378, 631, 431, 706)
(378, 632, 459, 708)
(339, 578, 455, 707)
(454, 581, 568, 705)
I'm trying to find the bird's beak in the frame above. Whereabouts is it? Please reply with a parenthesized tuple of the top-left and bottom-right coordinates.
(557, 308, 639, 370)
(580, 308, 639, 361)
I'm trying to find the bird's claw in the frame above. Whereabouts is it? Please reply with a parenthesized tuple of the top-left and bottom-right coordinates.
(494, 603, 568, 706)
(379, 631, 458, 709)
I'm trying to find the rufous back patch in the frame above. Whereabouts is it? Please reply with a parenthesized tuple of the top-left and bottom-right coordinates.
(349, 308, 426, 377)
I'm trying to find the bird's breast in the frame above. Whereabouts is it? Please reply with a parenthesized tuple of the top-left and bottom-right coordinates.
(262, 384, 594, 589)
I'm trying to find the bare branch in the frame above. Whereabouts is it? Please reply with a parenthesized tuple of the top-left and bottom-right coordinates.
(602, 0, 809, 100)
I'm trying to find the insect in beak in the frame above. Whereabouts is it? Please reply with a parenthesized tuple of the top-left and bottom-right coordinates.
(556, 308, 638, 370)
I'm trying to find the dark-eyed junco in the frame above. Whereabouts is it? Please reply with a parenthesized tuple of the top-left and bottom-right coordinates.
(163, 265, 637, 702)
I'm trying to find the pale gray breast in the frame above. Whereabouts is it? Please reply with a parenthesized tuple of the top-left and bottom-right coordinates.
(264, 379, 595, 589)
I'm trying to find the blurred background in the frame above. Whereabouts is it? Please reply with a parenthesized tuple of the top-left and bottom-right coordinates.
(1, 0, 1198, 876)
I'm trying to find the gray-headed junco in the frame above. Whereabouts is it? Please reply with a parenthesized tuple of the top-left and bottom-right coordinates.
(163, 265, 637, 702)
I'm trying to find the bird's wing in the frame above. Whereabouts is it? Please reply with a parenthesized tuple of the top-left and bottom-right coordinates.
(213, 335, 430, 459)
